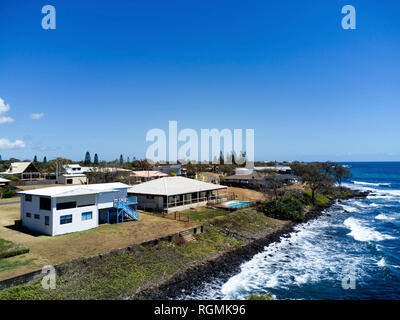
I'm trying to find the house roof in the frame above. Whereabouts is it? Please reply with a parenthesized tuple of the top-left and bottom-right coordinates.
(254, 166, 292, 172)
(131, 171, 168, 178)
(223, 172, 296, 181)
(17, 182, 130, 198)
(89, 167, 132, 173)
(61, 173, 87, 177)
(223, 171, 267, 181)
(0, 177, 10, 183)
(128, 176, 226, 196)
(1, 162, 36, 175)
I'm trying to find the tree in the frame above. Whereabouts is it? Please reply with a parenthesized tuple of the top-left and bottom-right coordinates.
(119, 154, 124, 164)
(263, 171, 284, 199)
(186, 161, 197, 179)
(94, 153, 99, 165)
(219, 151, 225, 165)
(84, 152, 91, 164)
(33, 155, 38, 163)
(330, 164, 351, 189)
(299, 163, 334, 205)
(43, 156, 47, 163)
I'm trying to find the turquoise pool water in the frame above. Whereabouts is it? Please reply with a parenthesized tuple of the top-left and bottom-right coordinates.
(225, 201, 252, 208)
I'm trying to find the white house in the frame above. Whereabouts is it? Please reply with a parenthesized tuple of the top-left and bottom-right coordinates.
(63, 164, 93, 174)
(57, 173, 88, 185)
(128, 176, 228, 213)
(17, 182, 138, 236)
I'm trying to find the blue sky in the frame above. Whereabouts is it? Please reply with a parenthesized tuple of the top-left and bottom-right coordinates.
(0, 0, 399, 162)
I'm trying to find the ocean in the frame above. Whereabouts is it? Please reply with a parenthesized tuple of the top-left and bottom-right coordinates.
(180, 162, 400, 300)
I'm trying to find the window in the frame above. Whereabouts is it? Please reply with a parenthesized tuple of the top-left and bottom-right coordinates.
(60, 215, 72, 225)
(40, 197, 51, 211)
(56, 201, 76, 210)
(34, 214, 40, 220)
(26, 212, 31, 218)
(45, 216, 50, 226)
(66, 179, 73, 184)
(25, 195, 32, 202)
(77, 203, 95, 208)
(81, 211, 92, 221)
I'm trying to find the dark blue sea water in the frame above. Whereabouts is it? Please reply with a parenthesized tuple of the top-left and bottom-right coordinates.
(181, 162, 400, 300)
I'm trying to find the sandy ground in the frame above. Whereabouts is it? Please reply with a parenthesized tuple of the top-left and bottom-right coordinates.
(0, 203, 194, 280)
(228, 183, 304, 202)
(227, 187, 267, 201)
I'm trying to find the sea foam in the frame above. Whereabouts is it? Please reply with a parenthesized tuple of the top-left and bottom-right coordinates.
(344, 217, 395, 242)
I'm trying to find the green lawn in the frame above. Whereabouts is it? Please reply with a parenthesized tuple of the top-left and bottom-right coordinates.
(166, 207, 228, 222)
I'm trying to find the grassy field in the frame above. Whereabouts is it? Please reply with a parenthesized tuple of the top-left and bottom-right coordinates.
(0, 208, 288, 300)
(0, 202, 196, 281)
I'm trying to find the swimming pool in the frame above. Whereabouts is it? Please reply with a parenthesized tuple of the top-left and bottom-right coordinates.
(224, 201, 252, 208)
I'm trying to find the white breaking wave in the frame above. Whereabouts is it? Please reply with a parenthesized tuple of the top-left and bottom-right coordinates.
(352, 201, 370, 208)
(344, 217, 395, 242)
(217, 216, 367, 299)
(375, 214, 395, 221)
(353, 181, 391, 187)
(377, 258, 386, 267)
(340, 204, 359, 213)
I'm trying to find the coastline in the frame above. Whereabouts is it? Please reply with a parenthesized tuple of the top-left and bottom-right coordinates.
(134, 189, 369, 300)
(0, 188, 368, 300)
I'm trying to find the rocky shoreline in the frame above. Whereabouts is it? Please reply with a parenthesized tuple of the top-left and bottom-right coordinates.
(134, 189, 369, 300)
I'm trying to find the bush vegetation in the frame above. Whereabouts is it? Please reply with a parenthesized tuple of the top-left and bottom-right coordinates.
(260, 197, 305, 222)
(0, 186, 16, 199)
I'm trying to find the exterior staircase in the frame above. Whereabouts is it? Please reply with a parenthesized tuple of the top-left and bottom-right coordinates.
(114, 197, 139, 221)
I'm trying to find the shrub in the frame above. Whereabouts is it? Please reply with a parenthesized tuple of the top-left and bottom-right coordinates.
(0, 186, 16, 199)
(261, 197, 304, 222)
(6, 176, 20, 181)
(0, 239, 30, 258)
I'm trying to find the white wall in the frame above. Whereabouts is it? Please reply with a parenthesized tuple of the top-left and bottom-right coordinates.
(20, 195, 53, 235)
(20, 188, 128, 236)
(57, 175, 87, 185)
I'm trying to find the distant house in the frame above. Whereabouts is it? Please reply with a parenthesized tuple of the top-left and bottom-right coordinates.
(154, 165, 186, 176)
(0, 177, 11, 187)
(128, 176, 227, 213)
(63, 164, 93, 174)
(253, 166, 292, 175)
(17, 182, 138, 236)
(222, 171, 297, 190)
(57, 173, 88, 185)
(0, 162, 41, 180)
(130, 170, 168, 183)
